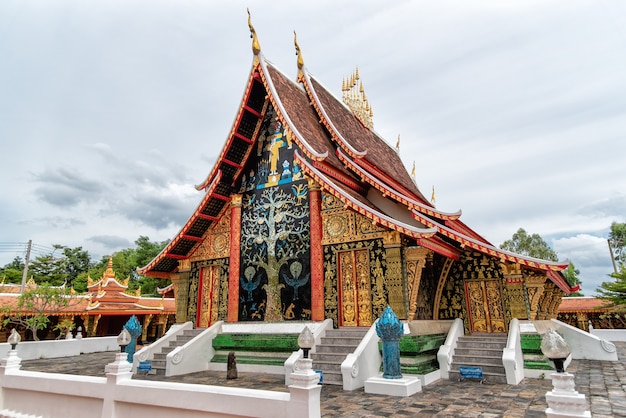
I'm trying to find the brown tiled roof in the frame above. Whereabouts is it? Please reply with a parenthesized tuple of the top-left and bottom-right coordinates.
(558, 297, 611, 313)
(307, 76, 429, 203)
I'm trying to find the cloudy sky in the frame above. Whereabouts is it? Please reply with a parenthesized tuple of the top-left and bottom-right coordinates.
(1, 1, 625, 295)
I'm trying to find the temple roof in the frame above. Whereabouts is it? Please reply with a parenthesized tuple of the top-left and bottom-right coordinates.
(138, 22, 574, 294)
(558, 297, 612, 313)
(0, 257, 175, 316)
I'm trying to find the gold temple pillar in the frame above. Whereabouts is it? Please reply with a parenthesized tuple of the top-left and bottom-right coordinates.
(142, 314, 153, 342)
(383, 231, 407, 318)
(90, 314, 101, 336)
(405, 247, 430, 320)
(171, 259, 191, 323)
(502, 263, 529, 320)
(525, 275, 546, 320)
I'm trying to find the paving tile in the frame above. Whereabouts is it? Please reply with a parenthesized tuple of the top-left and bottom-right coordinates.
(17, 341, 626, 417)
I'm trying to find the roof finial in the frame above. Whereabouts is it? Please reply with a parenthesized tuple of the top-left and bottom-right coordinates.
(294, 31, 304, 69)
(411, 161, 416, 177)
(247, 8, 261, 55)
(341, 67, 374, 129)
(395, 134, 400, 152)
(431, 185, 436, 205)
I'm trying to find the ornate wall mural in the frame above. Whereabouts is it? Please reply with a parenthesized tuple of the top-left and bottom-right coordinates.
(237, 105, 311, 321)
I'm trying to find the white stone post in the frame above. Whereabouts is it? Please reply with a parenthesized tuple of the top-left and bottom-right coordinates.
(287, 357, 322, 418)
(545, 372, 591, 418)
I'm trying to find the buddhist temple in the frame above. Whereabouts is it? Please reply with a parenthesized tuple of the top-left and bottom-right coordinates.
(0, 257, 175, 342)
(139, 16, 576, 335)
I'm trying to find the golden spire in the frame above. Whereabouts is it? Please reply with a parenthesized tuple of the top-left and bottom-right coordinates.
(294, 31, 304, 70)
(341, 67, 374, 129)
(395, 135, 400, 152)
(247, 8, 261, 55)
(431, 185, 436, 205)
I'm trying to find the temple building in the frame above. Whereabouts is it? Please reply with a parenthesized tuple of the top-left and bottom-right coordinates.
(1, 257, 175, 342)
(139, 17, 575, 335)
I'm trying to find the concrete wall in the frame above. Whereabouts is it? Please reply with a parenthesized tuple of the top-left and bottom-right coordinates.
(0, 336, 118, 360)
(0, 352, 321, 418)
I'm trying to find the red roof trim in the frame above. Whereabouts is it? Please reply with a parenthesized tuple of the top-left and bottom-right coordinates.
(195, 65, 261, 191)
(296, 151, 437, 240)
(412, 209, 571, 275)
(337, 149, 462, 221)
(311, 160, 365, 194)
(222, 158, 243, 170)
(417, 236, 461, 260)
(300, 69, 367, 159)
(351, 156, 427, 205)
(234, 132, 254, 144)
(257, 57, 329, 162)
(138, 171, 223, 275)
(182, 235, 203, 242)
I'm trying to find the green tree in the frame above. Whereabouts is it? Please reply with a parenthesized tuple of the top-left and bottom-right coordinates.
(597, 267, 626, 310)
(500, 228, 558, 261)
(609, 221, 626, 267)
(501, 228, 582, 296)
(2, 283, 82, 341)
(0, 256, 25, 283)
(82, 237, 168, 297)
(29, 253, 67, 286)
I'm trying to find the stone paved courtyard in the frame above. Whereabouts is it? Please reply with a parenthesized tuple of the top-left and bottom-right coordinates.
(19, 342, 626, 417)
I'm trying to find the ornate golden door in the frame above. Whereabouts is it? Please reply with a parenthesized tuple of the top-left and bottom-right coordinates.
(464, 280, 506, 333)
(338, 249, 372, 327)
(197, 265, 220, 328)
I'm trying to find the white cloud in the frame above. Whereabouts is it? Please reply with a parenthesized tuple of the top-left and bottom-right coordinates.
(0, 0, 625, 292)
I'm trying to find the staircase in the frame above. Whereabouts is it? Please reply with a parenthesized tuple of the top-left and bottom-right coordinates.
(311, 327, 368, 386)
(150, 328, 206, 376)
(448, 334, 508, 384)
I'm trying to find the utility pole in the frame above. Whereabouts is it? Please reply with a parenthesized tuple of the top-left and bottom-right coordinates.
(608, 239, 618, 274)
(20, 239, 32, 293)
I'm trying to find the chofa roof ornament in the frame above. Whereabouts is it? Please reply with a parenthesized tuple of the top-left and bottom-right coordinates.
(247, 8, 261, 55)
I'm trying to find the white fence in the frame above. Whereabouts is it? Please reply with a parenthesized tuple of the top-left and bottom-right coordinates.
(0, 336, 118, 361)
(0, 351, 322, 418)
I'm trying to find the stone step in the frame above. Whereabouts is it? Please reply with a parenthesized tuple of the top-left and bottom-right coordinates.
(324, 328, 368, 338)
(315, 344, 356, 354)
(318, 370, 343, 385)
(312, 360, 342, 373)
(451, 362, 505, 375)
(456, 340, 507, 350)
(311, 352, 347, 363)
(452, 354, 502, 367)
(320, 336, 363, 346)
(454, 347, 503, 356)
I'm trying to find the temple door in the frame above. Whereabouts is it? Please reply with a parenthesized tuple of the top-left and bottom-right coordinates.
(196, 265, 220, 328)
(337, 249, 372, 327)
(464, 279, 506, 333)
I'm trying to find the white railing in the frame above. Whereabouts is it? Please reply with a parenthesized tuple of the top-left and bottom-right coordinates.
(0, 350, 322, 418)
(436, 318, 464, 380)
(589, 326, 626, 342)
(165, 321, 223, 376)
(340, 323, 381, 391)
(534, 319, 618, 361)
(132, 321, 194, 373)
(502, 318, 524, 385)
(0, 336, 118, 361)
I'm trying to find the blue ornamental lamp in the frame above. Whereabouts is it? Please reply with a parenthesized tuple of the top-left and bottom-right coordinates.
(376, 306, 404, 379)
